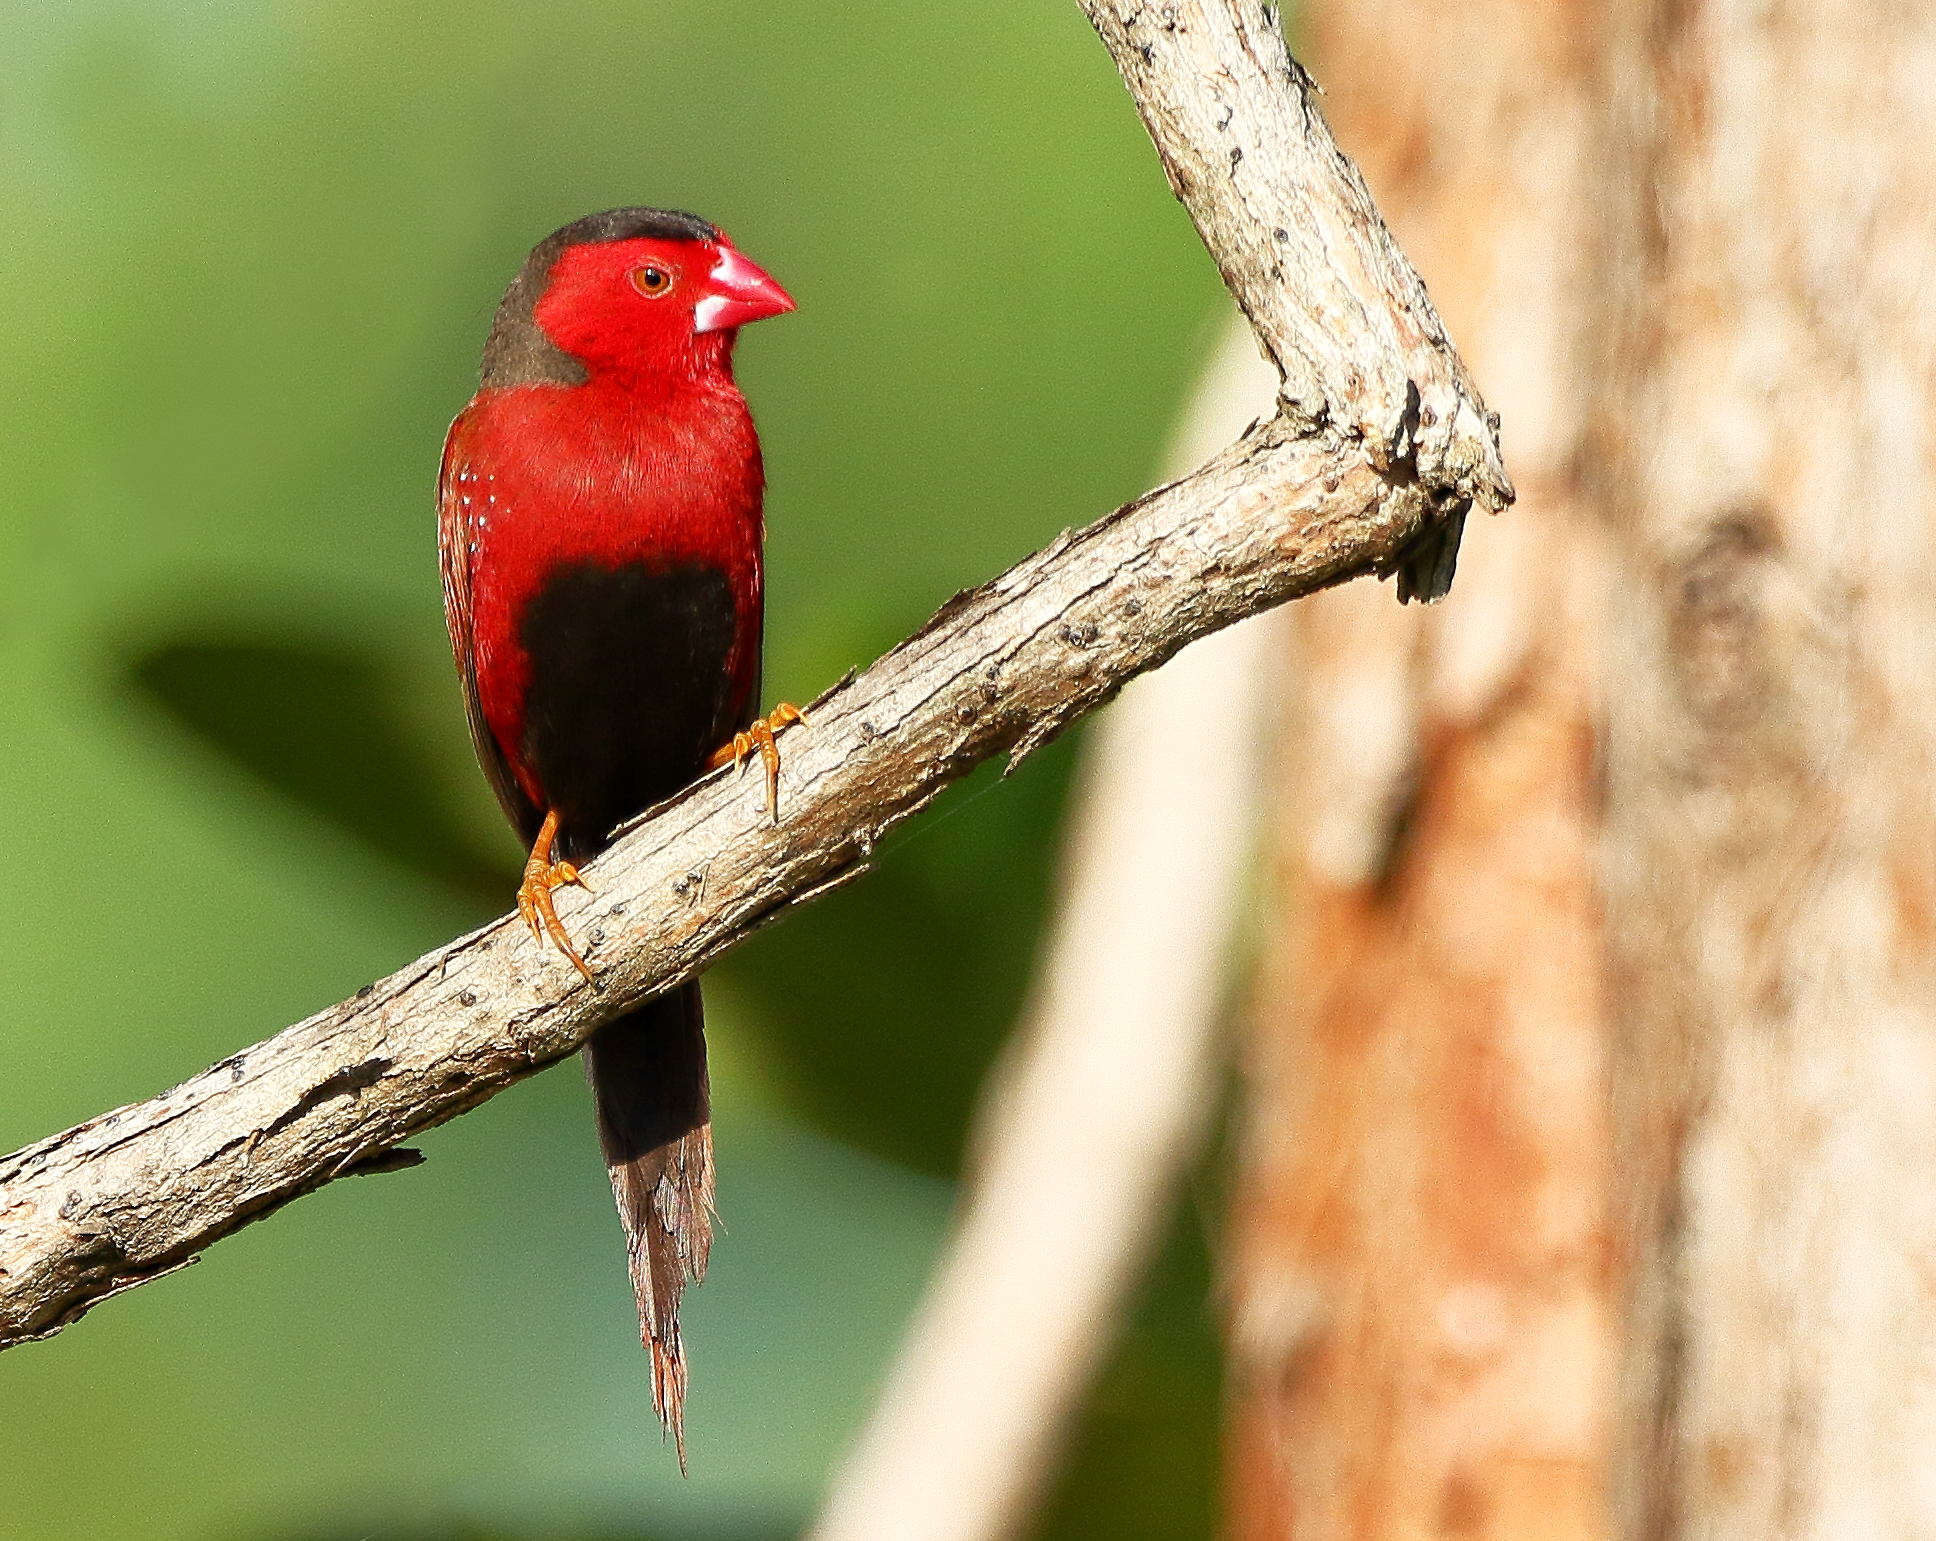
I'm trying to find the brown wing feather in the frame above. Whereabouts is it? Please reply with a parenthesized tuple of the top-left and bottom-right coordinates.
(438, 411, 543, 846)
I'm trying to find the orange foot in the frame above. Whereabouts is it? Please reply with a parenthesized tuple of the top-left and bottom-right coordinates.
(517, 808, 595, 983)
(707, 703, 808, 822)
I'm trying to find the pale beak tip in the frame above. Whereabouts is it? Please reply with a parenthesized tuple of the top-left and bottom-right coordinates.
(693, 244, 796, 334)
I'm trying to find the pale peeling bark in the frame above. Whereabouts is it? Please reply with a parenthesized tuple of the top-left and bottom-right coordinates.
(1596, 3, 1936, 1536)
(1226, 0, 1615, 1536)
(0, 2, 1508, 1353)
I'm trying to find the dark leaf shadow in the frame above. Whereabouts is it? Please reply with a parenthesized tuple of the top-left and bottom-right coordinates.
(121, 616, 1079, 1181)
(124, 634, 517, 908)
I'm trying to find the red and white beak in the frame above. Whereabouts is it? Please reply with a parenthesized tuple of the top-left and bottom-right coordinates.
(693, 244, 795, 334)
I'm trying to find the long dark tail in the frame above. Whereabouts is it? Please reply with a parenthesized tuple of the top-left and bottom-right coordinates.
(582, 982, 714, 1468)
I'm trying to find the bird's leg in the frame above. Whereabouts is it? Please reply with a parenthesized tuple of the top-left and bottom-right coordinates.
(517, 808, 596, 982)
(707, 703, 809, 822)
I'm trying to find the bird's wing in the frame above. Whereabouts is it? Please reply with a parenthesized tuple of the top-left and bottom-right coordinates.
(438, 411, 543, 846)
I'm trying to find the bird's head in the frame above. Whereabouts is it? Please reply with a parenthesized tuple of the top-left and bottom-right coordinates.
(481, 208, 794, 390)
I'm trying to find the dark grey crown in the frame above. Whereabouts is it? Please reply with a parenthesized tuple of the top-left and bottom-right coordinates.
(480, 207, 719, 388)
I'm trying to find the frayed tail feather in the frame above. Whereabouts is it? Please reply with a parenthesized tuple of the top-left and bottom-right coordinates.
(584, 984, 715, 1473)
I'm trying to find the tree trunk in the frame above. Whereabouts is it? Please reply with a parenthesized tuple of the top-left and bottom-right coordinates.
(1230, 0, 1936, 1537)
(1225, 2, 1615, 1536)
(1596, 2, 1936, 1535)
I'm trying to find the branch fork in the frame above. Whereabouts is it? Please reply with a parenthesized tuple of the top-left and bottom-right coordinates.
(0, 0, 1509, 1350)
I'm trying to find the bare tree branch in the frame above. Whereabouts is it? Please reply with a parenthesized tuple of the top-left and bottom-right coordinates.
(1077, 0, 1508, 599)
(0, 0, 1509, 1352)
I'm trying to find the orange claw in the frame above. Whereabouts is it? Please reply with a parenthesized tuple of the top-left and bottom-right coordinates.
(707, 702, 808, 822)
(517, 808, 596, 982)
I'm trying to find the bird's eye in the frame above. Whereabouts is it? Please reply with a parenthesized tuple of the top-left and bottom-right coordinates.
(631, 263, 677, 298)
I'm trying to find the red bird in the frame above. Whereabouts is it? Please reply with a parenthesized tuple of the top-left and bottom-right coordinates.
(438, 208, 796, 1460)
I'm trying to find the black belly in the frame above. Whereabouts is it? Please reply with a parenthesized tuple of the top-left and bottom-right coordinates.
(517, 559, 744, 860)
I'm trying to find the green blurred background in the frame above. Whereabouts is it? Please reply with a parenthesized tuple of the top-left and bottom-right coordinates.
(0, 1, 1231, 1536)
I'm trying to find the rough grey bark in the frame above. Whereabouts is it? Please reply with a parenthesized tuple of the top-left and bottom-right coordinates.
(1596, 2, 1936, 1536)
(1078, 0, 1502, 600)
(0, 0, 1509, 1354)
